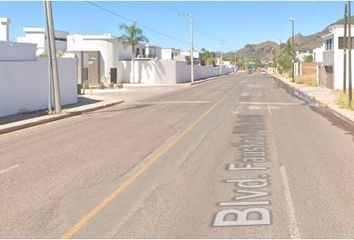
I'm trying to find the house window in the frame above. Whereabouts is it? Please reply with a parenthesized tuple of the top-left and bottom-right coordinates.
(325, 38, 333, 50)
(338, 37, 354, 49)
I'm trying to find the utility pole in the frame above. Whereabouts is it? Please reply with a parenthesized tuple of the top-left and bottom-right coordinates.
(44, 1, 53, 113)
(344, 3, 348, 93)
(44, 0, 61, 113)
(349, 1, 353, 104)
(189, 14, 194, 84)
(219, 41, 223, 76)
(234, 50, 237, 73)
(289, 17, 295, 82)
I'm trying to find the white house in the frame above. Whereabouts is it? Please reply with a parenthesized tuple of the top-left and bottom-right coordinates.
(0, 41, 37, 61)
(313, 46, 324, 63)
(0, 17, 36, 61)
(118, 40, 133, 60)
(17, 27, 68, 56)
(161, 48, 181, 60)
(317, 24, 354, 89)
(67, 33, 121, 85)
(0, 17, 10, 42)
(296, 51, 314, 62)
(135, 43, 161, 59)
(0, 18, 77, 118)
(181, 51, 200, 59)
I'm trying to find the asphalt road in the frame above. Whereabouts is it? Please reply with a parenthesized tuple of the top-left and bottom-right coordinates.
(1, 72, 354, 238)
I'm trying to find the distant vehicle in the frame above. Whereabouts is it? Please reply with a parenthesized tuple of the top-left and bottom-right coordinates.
(248, 69, 253, 74)
(261, 70, 267, 75)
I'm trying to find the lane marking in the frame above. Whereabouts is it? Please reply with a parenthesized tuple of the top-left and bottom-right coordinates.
(0, 164, 19, 175)
(61, 92, 230, 239)
(135, 101, 211, 104)
(280, 166, 301, 239)
(240, 102, 301, 106)
(240, 92, 250, 97)
(248, 106, 280, 116)
(232, 105, 240, 115)
(143, 104, 167, 115)
(267, 107, 272, 116)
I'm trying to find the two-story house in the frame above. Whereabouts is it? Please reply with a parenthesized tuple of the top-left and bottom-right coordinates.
(319, 24, 354, 89)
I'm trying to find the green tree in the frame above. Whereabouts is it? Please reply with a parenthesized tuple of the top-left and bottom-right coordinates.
(271, 48, 277, 68)
(304, 55, 313, 62)
(237, 56, 246, 70)
(200, 48, 216, 66)
(119, 22, 148, 83)
(278, 41, 294, 75)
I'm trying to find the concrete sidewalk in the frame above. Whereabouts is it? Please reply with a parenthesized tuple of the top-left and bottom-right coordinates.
(0, 83, 189, 135)
(0, 95, 124, 135)
(274, 75, 354, 124)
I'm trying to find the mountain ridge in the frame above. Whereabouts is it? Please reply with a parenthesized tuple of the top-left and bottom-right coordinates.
(224, 16, 354, 63)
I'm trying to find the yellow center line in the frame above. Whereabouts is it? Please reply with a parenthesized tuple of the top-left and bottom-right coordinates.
(61, 92, 230, 239)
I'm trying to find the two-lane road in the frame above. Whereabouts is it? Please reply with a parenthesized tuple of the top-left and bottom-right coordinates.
(1, 72, 354, 238)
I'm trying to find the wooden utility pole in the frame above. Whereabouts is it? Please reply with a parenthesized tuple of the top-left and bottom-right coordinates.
(44, 0, 61, 113)
(344, 3, 348, 93)
(349, 1, 352, 105)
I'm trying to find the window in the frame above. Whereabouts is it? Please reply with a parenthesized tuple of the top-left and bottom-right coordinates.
(325, 38, 333, 50)
(338, 37, 354, 49)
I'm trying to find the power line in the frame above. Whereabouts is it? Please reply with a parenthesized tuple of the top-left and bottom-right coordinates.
(193, 19, 221, 42)
(297, 1, 319, 23)
(153, 2, 221, 49)
(86, 1, 190, 46)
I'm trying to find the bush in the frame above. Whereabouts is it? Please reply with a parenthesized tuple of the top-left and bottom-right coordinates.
(98, 83, 105, 89)
(295, 74, 317, 86)
(338, 92, 354, 110)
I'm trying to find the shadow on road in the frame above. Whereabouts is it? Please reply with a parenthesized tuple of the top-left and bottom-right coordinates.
(0, 96, 102, 126)
(274, 77, 354, 142)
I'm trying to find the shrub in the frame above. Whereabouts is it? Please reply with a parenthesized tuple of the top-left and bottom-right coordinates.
(295, 74, 317, 86)
(98, 83, 105, 89)
(338, 91, 354, 110)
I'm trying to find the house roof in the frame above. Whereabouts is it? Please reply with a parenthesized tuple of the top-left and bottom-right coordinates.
(23, 27, 68, 35)
(68, 33, 117, 41)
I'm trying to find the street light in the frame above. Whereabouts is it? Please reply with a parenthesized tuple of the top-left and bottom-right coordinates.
(289, 17, 295, 82)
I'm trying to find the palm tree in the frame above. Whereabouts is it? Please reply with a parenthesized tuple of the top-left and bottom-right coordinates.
(119, 22, 148, 83)
(200, 49, 216, 66)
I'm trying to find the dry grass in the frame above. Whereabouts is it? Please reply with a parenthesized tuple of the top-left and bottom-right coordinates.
(295, 74, 317, 86)
(338, 91, 354, 110)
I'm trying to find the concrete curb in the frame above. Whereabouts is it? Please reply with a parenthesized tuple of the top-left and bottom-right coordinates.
(0, 100, 124, 135)
(190, 72, 235, 86)
(272, 75, 354, 125)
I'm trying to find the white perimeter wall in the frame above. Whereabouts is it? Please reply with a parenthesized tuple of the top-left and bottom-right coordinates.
(0, 58, 77, 117)
(0, 41, 37, 61)
(119, 60, 233, 84)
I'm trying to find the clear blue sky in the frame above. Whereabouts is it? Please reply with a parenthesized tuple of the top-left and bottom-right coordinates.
(0, 1, 346, 52)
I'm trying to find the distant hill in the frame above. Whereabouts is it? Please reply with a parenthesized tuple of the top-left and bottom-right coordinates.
(224, 41, 279, 63)
(225, 16, 354, 63)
